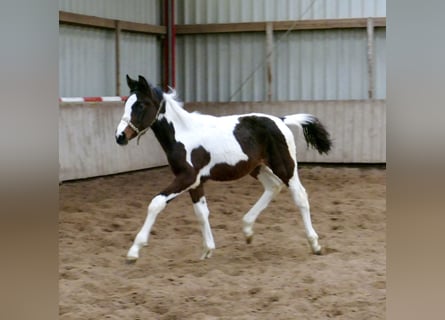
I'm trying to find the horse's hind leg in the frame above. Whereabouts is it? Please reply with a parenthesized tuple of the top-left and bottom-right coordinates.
(189, 184, 215, 259)
(288, 170, 322, 255)
(242, 166, 283, 243)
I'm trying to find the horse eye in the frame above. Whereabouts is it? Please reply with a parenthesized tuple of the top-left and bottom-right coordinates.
(133, 103, 143, 111)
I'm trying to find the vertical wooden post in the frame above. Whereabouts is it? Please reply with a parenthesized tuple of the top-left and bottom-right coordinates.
(266, 22, 274, 101)
(115, 20, 121, 96)
(163, 0, 175, 89)
(367, 18, 374, 99)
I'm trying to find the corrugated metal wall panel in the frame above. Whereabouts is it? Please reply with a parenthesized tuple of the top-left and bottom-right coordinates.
(176, 33, 267, 102)
(59, 25, 161, 97)
(274, 29, 367, 100)
(119, 32, 162, 94)
(59, 1, 385, 100)
(374, 27, 386, 99)
(59, 25, 116, 97)
(176, 28, 383, 102)
(176, 0, 386, 24)
(59, 0, 161, 24)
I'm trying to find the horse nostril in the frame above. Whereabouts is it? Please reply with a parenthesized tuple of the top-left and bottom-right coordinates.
(116, 133, 128, 145)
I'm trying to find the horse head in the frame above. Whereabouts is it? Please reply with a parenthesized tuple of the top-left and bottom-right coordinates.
(115, 75, 163, 145)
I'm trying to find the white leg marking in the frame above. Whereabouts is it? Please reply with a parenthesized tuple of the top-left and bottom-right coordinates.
(127, 194, 168, 261)
(288, 172, 321, 254)
(193, 196, 215, 259)
(242, 166, 283, 242)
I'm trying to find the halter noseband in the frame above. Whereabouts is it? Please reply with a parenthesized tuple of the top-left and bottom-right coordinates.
(122, 99, 165, 145)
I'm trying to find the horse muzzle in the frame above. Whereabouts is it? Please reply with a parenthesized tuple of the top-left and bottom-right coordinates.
(116, 131, 128, 145)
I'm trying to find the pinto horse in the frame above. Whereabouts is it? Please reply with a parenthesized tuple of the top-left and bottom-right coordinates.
(115, 75, 332, 262)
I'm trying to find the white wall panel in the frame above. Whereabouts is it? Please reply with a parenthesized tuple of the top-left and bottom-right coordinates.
(186, 100, 386, 163)
(59, 100, 385, 181)
(59, 102, 167, 181)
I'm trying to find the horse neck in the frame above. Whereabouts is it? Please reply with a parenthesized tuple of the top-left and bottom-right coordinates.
(163, 96, 193, 131)
(150, 118, 176, 153)
(150, 97, 193, 152)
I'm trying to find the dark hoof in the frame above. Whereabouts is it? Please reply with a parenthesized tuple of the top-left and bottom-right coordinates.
(246, 235, 253, 244)
(126, 258, 137, 265)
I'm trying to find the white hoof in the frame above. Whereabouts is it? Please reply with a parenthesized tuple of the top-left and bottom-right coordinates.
(312, 244, 322, 255)
(243, 224, 254, 242)
(200, 248, 214, 260)
(127, 246, 140, 261)
(126, 256, 137, 264)
(308, 237, 322, 255)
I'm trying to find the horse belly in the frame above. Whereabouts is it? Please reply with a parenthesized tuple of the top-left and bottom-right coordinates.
(206, 158, 259, 181)
(193, 121, 258, 181)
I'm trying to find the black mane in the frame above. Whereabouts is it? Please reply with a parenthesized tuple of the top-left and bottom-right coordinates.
(153, 86, 164, 102)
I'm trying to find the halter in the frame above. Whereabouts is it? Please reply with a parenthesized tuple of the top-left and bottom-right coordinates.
(122, 99, 165, 145)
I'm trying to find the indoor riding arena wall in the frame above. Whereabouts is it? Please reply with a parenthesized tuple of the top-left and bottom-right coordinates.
(59, 99, 386, 181)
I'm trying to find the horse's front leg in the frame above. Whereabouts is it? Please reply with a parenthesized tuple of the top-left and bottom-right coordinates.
(126, 172, 198, 263)
(126, 193, 169, 262)
(189, 184, 215, 259)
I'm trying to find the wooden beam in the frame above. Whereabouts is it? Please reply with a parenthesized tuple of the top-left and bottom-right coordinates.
(59, 11, 115, 29)
(119, 21, 166, 35)
(115, 20, 121, 96)
(272, 17, 386, 31)
(176, 17, 386, 35)
(176, 22, 268, 34)
(367, 18, 375, 99)
(59, 11, 166, 35)
(266, 23, 274, 101)
(59, 11, 384, 36)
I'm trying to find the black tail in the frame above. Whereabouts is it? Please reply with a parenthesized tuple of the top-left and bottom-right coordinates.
(283, 114, 332, 155)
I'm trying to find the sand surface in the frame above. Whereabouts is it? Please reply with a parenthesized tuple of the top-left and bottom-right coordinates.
(59, 165, 385, 319)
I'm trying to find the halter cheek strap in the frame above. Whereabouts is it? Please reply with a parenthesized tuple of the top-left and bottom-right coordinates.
(121, 99, 165, 145)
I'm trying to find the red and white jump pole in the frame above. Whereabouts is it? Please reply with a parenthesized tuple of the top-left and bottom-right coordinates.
(59, 96, 127, 103)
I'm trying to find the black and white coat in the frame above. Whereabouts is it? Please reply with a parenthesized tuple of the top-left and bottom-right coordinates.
(115, 75, 331, 261)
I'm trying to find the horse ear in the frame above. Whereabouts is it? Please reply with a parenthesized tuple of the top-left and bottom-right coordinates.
(126, 74, 138, 90)
(138, 75, 150, 91)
